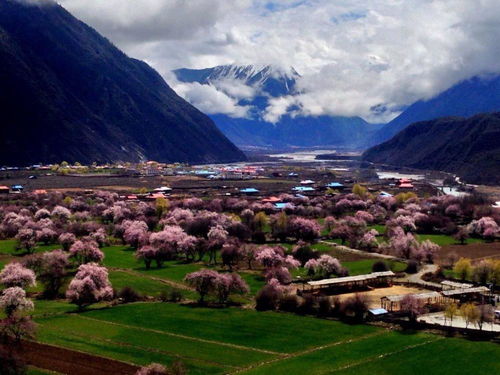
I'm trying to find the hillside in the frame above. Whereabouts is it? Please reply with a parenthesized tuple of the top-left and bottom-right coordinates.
(0, 0, 245, 165)
(363, 113, 500, 184)
(174, 65, 383, 149)
(373, 75, 500, 145)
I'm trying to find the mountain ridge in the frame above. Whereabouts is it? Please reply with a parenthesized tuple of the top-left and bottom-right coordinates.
(0, 0, 245, 165)
(363, 112, 500, 185)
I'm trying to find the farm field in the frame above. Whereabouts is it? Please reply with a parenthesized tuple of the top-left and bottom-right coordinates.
(33, 303, 500, 375)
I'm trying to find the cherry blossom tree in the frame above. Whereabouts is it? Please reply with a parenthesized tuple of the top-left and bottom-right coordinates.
(184, 269, 219, 304)
(136, 245, 159, 269)
(123, 220, 149, 249)
(287, 217, 321, 242)
(400, 294, 424, 323)
(0, 287, 34, 318)
(66, 263, 113, 309)
(305, 255, 342, 278)
(58, 232, 77, 251)
(213, 273, 249, 304)
(0, 263, 36, 289)
(38, 250, 70, 298)
(70, 240, 104, 265)
(36, 227, 58, 245)
(51, 205, 71, 221)
(15, 228, 37, 254)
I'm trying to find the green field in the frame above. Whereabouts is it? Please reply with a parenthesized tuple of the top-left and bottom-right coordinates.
(33, 303, 500, 375)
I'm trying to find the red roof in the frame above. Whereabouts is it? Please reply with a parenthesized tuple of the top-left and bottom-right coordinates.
(33, 189, 48, 194)
(399, 183, 414, 188)
(399, 178, 412, 183)
(147, 193, 165, 199)
(127, 195, 138, 200)
(0, 186, 9, 190)
(262, 196, 281, 203)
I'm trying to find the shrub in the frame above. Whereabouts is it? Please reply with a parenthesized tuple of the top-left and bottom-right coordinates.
(278, 294, 300, 313)
(405, 260, 419, 274)
(117, 286, 142, 303)
(371, 261, 389, 272)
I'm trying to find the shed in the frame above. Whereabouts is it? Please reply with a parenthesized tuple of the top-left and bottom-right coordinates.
(293, 186, 315, 192)
(304, 271, 395, 293)
(11, 185, 24, 192)
(381, 291, 442, 311)
(326, 182, 344, 189)
(0, 186, 9, 194)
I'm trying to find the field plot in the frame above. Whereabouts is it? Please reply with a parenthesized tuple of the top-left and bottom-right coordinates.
(33, 303, 500, 375)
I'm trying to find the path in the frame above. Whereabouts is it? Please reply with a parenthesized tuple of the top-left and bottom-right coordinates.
(400, 264, 441, 289)
(320, 241, 401, 261)
(110, 267, 194, 291)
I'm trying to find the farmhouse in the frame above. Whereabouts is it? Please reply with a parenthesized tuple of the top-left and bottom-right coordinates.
(441, 286, 491, 303)
(302, 271, 395, 295)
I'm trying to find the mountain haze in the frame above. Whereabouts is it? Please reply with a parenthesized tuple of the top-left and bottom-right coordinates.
(0, 0, 245, 166)
(174, 65, 383, 149)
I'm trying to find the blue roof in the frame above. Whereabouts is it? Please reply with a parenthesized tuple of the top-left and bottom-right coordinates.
(293, 186, 315, 192)
(369, 308, 388, 315)
(326, 182, 344, 188)
(274, 203, 289, 209)
(240, 188, 259, 193)
(379, 191, 393, 197)
(11, 185, 23, 189)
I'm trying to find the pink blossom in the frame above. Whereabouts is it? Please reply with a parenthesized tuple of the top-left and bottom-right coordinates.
(0, 262, 36, 289)
(66, 263, 113, 308)
(69, 240, 104, 264)
(0, 287, 34, 317)
(58, 232, 76, 251)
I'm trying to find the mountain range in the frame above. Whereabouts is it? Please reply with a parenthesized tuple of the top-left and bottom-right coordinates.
(174, 65, 383, 150)
(372, 75, 500, 144)
(0, 0, 245, 166)
(363, 113, 500, 185)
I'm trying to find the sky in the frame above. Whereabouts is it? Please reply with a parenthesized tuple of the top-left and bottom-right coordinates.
(55, 0, 500, 123)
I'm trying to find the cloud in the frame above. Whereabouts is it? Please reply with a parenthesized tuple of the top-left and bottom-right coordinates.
(174, 82, 251, 118)
(57, 0, 500, 123)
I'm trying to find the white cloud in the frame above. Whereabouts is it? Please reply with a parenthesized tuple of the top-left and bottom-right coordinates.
(57, 0, 500, 123)
(174, 82, 251, 118)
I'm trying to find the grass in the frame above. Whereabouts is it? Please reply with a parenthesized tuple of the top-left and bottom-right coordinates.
(33, 303, 500, 375)
(415, 234, 484, 246)
(0, 239, 60, 256)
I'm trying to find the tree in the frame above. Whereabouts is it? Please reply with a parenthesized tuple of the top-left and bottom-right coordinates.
(252, 212, 268, 233)
(453, 226, 470, 245)
(213, 273, 249, 304)
(207, 225, 228, 264)
(444, 301, 459, 326)
(473, 260, 492, 285)
(270, 212, 288, 241)
(136, 245, 158, 269)
(38, 250, 70, 298)
(304, 255, 342, 278)
(0, 263, 36, 289)
(184, 269, 219, 304)
(288, 217, 321, 242)
(66, 263, 113, 309)
(400, 294, 424, 323)
(0, 287, 34, 318)
(453, 258, 473, 281)
(329, 225, 350, 245)
(58, 232, 76, 251)
(15, 228, 37, 254)
(460, 303, 479, 329)
(221, 242, 243, 271)
(36, 227, 58, 245)
(340, 294, 368, 321)
(477, 305, 494, 331)
(155, 197, 170, 217)
(352, 184, 368, 199)
(69, 240, 104, 265)
(123, 221, 149, 249)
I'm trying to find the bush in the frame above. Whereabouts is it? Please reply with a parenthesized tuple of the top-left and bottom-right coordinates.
(297, 294, 316, 315)
(278, 294, 300, 313)
(405, 260, 419, 274)
(317, 296, 332, 317)
(255, 285, 280, 311)
(117, 286, 142, 303)
(371, 261, 389, 272)
(340, 294, 368, 321)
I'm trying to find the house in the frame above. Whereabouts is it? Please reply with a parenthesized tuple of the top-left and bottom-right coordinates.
(326, 182, 344, 189)
(300, 179, 315, 185)
(262, 196, 281, 203)
(33, 189, 48, 195)
(379, 191, 393, 198)
(11, 185, 24, 193)
(240, 188, 260, 195)
(293, 186, 315, 193)
(154, 186, 172, 193)
(274, 202, 293, 210)
(0, 186, 9, 194)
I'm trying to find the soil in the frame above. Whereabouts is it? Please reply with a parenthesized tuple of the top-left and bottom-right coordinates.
(17, 340, 139, 375)
(435, 242, 500, 264)
(336, 285, 426, 309)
